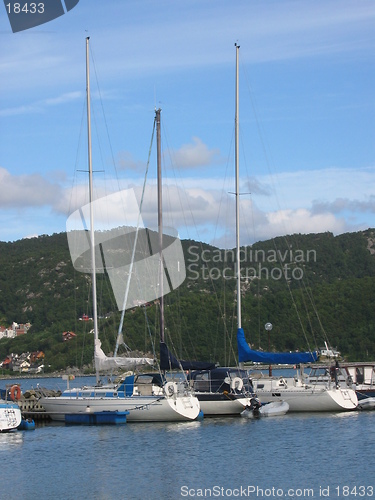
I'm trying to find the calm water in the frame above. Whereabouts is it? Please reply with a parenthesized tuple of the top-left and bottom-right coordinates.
(1, 376, 374, 500)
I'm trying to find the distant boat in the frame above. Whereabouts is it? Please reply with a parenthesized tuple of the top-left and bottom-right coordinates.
(233, 45, 357, 412)
(40, 38, 200, 423)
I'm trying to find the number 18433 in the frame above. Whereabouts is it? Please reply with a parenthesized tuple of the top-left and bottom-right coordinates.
(5, 3, 45, 14)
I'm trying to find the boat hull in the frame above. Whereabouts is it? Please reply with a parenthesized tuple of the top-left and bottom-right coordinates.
(196, 393, 251, 416)
(40, 394, 201, 422)
(252, 379, 358, 412)
(0, 401, 22, 432)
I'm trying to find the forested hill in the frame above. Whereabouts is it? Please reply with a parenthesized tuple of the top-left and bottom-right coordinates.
(0, 228, 375, 371)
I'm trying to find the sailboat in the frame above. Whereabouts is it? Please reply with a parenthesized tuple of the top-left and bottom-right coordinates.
(161, 343, 255, 417)
(39, 38, 200, 423)
(233, 44, 358, 412)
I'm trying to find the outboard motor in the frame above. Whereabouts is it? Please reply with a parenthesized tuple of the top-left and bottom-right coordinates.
(249, 397, 262, 417)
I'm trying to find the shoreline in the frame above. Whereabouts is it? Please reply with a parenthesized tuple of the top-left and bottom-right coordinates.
(0, 372, 94, 380)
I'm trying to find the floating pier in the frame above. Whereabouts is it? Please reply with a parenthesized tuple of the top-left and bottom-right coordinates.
(65, 411, 129, 425)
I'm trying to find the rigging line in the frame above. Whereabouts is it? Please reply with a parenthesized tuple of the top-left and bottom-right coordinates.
(240, 52, 295, 242)
(240, 53, 277, 181)
(160, 120, 233, 358)
(162, 324, 190, 383)
(141, 303, 158, 367)
(89, 42, 121, 194)
(113, 116, 157, 357)
(214, 128, 235, 246)
(291, 267, 320, 348)
(271, 233, 321, 350)
(68, 97, 87, 217)
(267, 235, 316, 352)
(240, 56, 321, 353)
(156, 122, 208, 362)
(304, 285, 330, 343)
(159, 119, 244, 368)
(282, 233, 329, 346)
(285, 276, 315, 354)
(159, 120, 191, 238)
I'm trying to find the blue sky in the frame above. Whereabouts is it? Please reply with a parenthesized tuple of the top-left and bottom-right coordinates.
(0, 0, 374, 247)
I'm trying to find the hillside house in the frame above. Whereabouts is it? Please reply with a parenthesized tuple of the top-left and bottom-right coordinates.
(29, 351, 45, 363)
(62, 331, 77, 342)
(1, 356, 13, 370)
(0, 322, 31, 340)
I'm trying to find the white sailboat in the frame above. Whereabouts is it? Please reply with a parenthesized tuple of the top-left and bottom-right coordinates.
(234, 44, 358, 412)
(249, 370, 358, 412)
(40, 38, 200, 423)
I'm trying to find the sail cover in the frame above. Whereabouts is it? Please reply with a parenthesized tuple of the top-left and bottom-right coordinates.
(237, 328, 319, 365)
(160, 342, 216, 371)
(95, 340, 154, 371)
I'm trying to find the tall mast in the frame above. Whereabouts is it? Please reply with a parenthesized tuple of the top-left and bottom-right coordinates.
(235, 43, 241, 330)
(156, 108, 165, 343)
(86, 37, 100, 384)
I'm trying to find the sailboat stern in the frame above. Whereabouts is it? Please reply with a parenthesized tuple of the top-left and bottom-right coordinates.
(327, 387, 358, 411)
(164, 382, 201, 420)
(165, 393, 201, 421)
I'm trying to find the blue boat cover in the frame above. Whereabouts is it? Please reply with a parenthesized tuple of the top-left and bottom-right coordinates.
(160, 342, 216, 371)
(237, 328, 319, 364)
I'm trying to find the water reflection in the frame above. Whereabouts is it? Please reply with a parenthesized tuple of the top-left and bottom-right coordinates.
(0, 431, 24, 449)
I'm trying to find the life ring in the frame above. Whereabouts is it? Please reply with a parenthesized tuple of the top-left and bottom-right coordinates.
(164, 381, 176, 397)
(10, 385, 21, 401)
(230, 377, 243, 391)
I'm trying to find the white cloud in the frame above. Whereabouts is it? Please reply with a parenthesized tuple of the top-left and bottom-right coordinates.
(169, 137, 221, 169)
(0, 167, 62, 208)
(117, 151, 147, 173)
(312, 196, 375, 215)
(1, 163, 374, 245)
(264, 208, 346, 239)
(0, 91, 82, 117)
